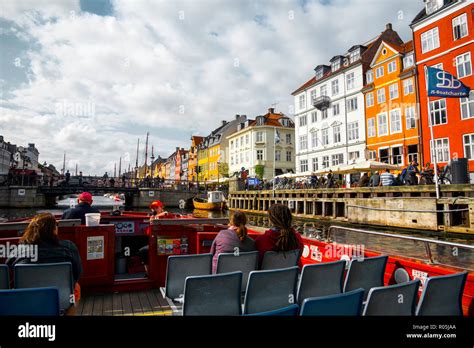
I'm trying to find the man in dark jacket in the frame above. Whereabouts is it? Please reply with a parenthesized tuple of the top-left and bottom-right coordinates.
(61, 192, 100, 224)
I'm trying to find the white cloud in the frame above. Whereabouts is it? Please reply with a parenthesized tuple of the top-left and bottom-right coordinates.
(0, 0, 422, 175)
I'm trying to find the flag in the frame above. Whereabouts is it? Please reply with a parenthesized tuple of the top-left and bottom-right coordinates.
(275, 129, 281, 144)
(426, 66, 471, 98)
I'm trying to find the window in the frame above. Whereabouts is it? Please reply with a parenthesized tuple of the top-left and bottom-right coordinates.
(311, 111, 317, 123)
(256, 117, 265, 126)
(347, 97, 358, 112)
(332, 80, 339, 95)
(332, 153, 343, 166)
(368, 118, 376, 137)
(299, 115, 307, 127)
(245, 134, 249, 145)
(464, 133, 474, 159)
(240, 153, 243, 164)
(256, 131, 264, 143)
(403, 54, 414, 69)
(333, 103, 340, 116)
(346, 72, 355, 90)
(425, 0, 443, 15)
(430, 138, 450, 162)
(453, 13, 468, 40)
(322, 156, 329, 168)
(377, 112, 388, 136)
(377, 88, 386, 104)
(421, 27, 440, 53)
(408, 145, 419, 164)
(391, 146, 403, 165)
(389, 83, 399, 100)
(312, 157, 318, 171)
(366, 70, 374, 84)
(320, 85, 327, 96)
(321, 129, 329, 145)
(405, 106, 416, 129)
(333, 126, 341, 143)
(429, 99, 447, 125)
(349, 151, 359, 162)
(332, 60, 340, 72)
(388, 61, 397, 73)
(275, 150, 281, 162)
(348, 122, 359, 141)
(390, 109, 402, 134)
(246, 151, 249, 162)
(322, 109, 328, 120)
(456, 52, 472, 78)
(286, 133, 292, 144)
(366, 92, 374, 107)
(461, 92, 474, 120)
(379, 148, 389, 163)
(230, 156, 234, 165)
(311, 131, 318, 148)
(300, 159, 308, 172)
(368, 150, 376, 160)
(310, 89, 317, 102)
(299, 94, 306, 109)
(286, 151, 292, 162)
(376, 66, 384, 78)
(349, 49, 360, 63)
(256, 150, 263, 160)
(230, 141, 234, 150)
(299, 135, 308, 151)
(403, 78, 414, 95)
(316, 68, 324, 79)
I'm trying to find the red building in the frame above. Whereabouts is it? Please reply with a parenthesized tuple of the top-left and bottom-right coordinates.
(411, 0, 473, 177)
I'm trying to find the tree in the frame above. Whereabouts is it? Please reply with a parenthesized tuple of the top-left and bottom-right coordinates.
(255, 165, 264, 180)
(218, 162, 229, 178)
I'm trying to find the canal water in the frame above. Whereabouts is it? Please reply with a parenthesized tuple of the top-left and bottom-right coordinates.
(1, 195, 472, 270)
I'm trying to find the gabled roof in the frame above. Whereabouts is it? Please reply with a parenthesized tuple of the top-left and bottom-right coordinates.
(411, 0, 457, 26)
(249, 111, 294, 128)
(369, 40, 414, 68)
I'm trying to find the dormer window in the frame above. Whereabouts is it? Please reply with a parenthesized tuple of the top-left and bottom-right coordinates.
(280, 118, 289, 127)
(331, 60, 340, 72)
(349, 49, 360, 63)
(316, 68, 324, 80)
(403, 53, 415, 69)
(425, 0, 444, 15)
(257, 116, 265, 126)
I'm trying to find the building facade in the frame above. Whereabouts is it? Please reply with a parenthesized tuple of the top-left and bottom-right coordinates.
(0, 136, 12, 175)
(363, 40, 421, 166)
(292, 24, 405, 175)
(198, 115, 246, 182)
(411, 0, 474, 177)
(188, 136, 204, 182)
(227, 108, 295, 179)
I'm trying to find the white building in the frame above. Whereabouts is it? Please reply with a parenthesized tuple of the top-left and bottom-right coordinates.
(227, 108, 295, 180)
(13, 143, 40, 172)
(292, 24, 405, 177)
(0, 136, 12, 175)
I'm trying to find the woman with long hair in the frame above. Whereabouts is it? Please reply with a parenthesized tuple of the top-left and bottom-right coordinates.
(210, 210, 256, 273)
(8, 213, 83, 313)
(255, 204, 303, 265)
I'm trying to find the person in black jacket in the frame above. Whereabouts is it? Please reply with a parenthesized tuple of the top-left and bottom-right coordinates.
(7, 213, 83, 314)
(61, 192, 100, 224)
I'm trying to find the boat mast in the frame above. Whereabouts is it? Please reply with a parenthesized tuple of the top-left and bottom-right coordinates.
(144, 132, 149, 178)
(135, 138, 140, 184)
(62, 152, 66, 175)
(118, 156, 122, 177)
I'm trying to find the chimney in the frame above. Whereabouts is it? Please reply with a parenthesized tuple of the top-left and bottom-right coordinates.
(222, 120, 227, 126)
(235, 114, 240, 120)
(386, 23, 392, 31)
(268, 107, 275, 114)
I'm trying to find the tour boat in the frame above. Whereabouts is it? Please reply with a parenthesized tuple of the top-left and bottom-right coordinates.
(193, 191, 226, 211)
(0, 212, 472, 316)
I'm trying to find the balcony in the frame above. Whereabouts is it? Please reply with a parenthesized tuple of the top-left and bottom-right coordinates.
(312, 95, 331, 111)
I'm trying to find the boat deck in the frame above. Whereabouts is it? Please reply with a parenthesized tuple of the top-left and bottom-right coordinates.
(76, 289, 173, 316)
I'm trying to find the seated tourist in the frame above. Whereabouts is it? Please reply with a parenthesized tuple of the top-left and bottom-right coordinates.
(61, 192, 100, 224)
(255, 204, 304, 266)
(7, 213, 82, 314)
(210, 211, 256, 273)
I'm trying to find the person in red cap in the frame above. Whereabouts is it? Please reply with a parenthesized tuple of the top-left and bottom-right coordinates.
(149, 200, 168, 219)
(61, 192, 100, 224)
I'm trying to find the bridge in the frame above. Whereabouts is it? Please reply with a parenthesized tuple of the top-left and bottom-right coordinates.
(37, 185, 139, 195)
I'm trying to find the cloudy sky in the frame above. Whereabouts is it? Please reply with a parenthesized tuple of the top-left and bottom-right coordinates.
(0, 0, 423, 175)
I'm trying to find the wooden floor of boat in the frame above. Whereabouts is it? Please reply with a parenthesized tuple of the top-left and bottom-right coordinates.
(76, 289, 173, 316)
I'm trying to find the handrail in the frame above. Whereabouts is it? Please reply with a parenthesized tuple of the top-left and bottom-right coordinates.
(151, 218, 229, 226)
(327, 225, 474, 250)
(0, 219, 82, 231)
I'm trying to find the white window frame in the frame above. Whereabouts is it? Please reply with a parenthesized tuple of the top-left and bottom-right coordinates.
(256, 131, 264, 143)
(321, 129, 329, 146)
(286, 151, 292, 162)
(347, 97, 358, 112)
(332, 79, 339, 95)
(333, 126, 341, 144)
(311, 131, 318, 148)
(299, 115, 307, 127)
(377, 88, 386, 104)
(333, 103, 340, 116)
(347, 121, 359, 141)
(312, 157, 318, 171)
(429, 99, 447, 126)
(300, 159, 308, 172)
(463, 133, 474, 160)
(320, 85, 327, 96)
(256, 149, 264, 161)
(403, 54, 414, 69)
(368, 118, 376, 138)
(311, 111, 317, 123)
(376, 66, 384, 78)
(322, 156, 329, 168)
(377, 112, 388, 137)
(456, 52, 472, 79)
(299, 94, 306, 109)
(461, 92, 474, 120)
(331, 153, 343, 166)
(403, 78, 414, 95)
(388, 61, 397, 73)
(453, 13, 468, 41)
(421, 27, 440, 54)
(405, 106, 416, 130)
(366, 92, 374, 107)
(366, 70, 374, 83)
(299, 135, 308, 151)
(346, 72, 355, 90)
(389, 83, 399, 100)
(430, 138, 450, 163)
(390, 109, 402, 134)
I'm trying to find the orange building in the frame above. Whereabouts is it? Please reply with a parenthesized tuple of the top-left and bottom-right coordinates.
(363, 40, 421, 167)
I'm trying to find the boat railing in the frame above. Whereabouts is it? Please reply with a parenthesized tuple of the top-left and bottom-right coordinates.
(150, 218, 229, 226)
(0, 219, 82, 232)
(327, 225, 474, 271)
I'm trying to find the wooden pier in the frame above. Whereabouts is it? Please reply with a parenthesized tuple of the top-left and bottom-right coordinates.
(228, 184, 474, 235)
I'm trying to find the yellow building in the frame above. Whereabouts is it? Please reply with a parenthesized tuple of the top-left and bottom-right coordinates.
(198, 115, 247, 182)
(188, 136, 204, 182)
